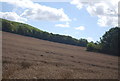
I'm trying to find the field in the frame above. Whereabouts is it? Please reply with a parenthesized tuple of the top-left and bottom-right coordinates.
(2, 32, 118, 79)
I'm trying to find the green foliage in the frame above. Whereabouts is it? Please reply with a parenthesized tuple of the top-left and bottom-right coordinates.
(100, 27, 120, 56)
(1, 18, 88, 47)
(87, 27, 120, 56)
(87, 42, 96, 51)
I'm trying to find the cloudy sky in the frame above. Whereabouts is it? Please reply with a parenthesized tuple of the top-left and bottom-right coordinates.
(0, 0, 119, 42)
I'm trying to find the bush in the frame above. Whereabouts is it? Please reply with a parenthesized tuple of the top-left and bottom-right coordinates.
(87, 42, 102, 52)
(86, 42, 95, 51)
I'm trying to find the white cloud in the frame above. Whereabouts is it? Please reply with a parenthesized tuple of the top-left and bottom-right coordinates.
(21, 8, 70, 21)
(71, 0, 119, 27)
(2, 0, 70, 22)
(0, 12, 27, 23)
(97, 15, 118, 27)
(55, 22, 70, 27)
(86, 37, 94, 42)
(75, 26, 85, 30)
(70, 0, 83, 9)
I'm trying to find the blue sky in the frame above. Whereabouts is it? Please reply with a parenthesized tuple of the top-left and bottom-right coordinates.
(0, 0, 118, 42)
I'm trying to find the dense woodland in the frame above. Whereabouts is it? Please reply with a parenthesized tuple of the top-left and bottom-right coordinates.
(0, 18, 119, 56)
(87, 27, 120, 56)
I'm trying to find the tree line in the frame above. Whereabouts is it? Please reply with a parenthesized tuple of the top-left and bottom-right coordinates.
(1, 18, 119, 56)
(87, 27, 119, 56)
(1, 18, 88, 47)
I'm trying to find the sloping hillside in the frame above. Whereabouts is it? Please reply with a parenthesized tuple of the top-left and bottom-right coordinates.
(1, 18, 88, 47)
(2, 32, 118, 79)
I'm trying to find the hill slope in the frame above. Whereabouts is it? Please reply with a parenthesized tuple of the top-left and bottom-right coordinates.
(1, 18, 88, 47)
(2, 32, 118, 79)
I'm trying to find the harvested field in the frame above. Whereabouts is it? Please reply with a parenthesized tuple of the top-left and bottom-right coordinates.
(2, 32, 118, 79)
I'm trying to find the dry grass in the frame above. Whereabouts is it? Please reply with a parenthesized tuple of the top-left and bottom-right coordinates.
(2, 32, 118, 79)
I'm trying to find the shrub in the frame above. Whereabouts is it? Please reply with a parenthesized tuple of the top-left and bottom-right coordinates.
(87, 42, 102, 52)
(86, 42, 96, 51)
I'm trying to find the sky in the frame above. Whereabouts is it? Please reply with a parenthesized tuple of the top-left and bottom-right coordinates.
(0, 0, 119, 42)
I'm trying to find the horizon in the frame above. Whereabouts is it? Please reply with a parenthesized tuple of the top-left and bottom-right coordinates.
(0, 0, 118, 42)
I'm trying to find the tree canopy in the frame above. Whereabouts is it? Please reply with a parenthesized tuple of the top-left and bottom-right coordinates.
(87, 27, 120, 56)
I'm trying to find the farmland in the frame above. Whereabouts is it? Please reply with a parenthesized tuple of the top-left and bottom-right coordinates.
(2, 32, 118, 79)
